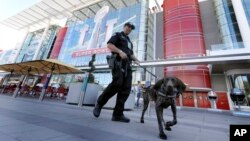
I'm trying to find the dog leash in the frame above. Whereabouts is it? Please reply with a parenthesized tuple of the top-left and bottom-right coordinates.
(136, 63, 158, 79)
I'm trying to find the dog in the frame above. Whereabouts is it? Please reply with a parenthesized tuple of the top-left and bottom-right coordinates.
(140, 77, 186, 140)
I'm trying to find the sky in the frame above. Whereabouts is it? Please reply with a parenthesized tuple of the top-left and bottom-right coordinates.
(0, 0, 41, 51)
(0, 0, 163, 51)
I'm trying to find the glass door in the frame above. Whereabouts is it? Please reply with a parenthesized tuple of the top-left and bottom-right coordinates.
(234, 74, 250, 107)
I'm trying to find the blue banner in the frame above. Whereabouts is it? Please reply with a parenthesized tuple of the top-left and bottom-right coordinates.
(58, 3, 142, 67)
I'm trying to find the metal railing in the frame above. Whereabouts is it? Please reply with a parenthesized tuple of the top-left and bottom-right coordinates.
(78, 53, 250, 70)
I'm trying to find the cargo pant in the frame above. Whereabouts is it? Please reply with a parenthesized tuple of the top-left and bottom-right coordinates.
(96, 68, 132, 117)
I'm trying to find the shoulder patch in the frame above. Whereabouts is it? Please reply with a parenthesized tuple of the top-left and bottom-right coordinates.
(113, 32, 121, 36)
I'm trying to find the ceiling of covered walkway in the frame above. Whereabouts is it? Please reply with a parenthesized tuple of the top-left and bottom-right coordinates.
(0, 0, 140, 31)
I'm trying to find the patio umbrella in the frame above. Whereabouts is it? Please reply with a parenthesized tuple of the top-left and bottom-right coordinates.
(21, 59, 83, 74)
(0, 59, 83, 100)
(7, 80, 20, 84)
(0, 59, 83, 75)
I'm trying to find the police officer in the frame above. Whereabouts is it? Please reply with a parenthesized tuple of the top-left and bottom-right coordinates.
(93, 22, 140, 123)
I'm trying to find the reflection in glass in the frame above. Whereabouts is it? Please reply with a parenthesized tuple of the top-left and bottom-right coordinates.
(213, 0, 243, 50)
(231, 74, 250, 107)
(242, 0, 250, 26)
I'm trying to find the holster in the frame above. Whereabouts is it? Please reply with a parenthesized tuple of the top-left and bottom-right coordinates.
(106, 54, 121, 70)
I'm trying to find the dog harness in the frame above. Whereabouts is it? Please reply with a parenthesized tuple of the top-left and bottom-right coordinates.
(157, 89, 179, 98)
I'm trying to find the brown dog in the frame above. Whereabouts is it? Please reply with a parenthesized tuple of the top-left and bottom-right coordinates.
(140, 77, 186, 140)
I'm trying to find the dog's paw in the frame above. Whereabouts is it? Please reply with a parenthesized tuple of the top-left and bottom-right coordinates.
(140, 119, 144, 123)
(166, 121, 172, 126)
(165, 126, 172, 131)
(166, 121, 177, 126)
(159, 133, 167, 140)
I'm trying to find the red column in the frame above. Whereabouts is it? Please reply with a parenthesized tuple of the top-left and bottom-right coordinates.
(163, 0, 211, 88)
(50, 27, 68, 59)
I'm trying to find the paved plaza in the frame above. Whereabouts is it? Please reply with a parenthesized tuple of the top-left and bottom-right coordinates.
(0, 94, 249, 141)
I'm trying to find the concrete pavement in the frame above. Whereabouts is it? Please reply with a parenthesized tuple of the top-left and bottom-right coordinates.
(0, 94, 249, 141)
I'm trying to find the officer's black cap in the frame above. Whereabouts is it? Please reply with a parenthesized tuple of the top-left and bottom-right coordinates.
(124, 22, 135, 30)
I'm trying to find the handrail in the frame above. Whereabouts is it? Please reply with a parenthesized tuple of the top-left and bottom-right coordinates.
(78, 53, 250, 70)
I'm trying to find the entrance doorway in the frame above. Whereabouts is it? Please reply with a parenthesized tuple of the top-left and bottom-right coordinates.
(230, 74, 250, 107)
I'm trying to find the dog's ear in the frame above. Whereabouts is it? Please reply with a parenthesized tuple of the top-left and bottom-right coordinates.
(175, 77, 186, 94)
(153, 78, 165, 90)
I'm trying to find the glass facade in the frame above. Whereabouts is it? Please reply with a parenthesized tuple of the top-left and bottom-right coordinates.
(40, 26, 58, 60)
(16, 25, 59, 63)
(213, 0, 243, 49)
(242, 0, 250, 26)
(0, 49, 18, 65)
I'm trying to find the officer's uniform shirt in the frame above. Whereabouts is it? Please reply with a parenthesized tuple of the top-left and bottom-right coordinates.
(107, 31, 134, 69)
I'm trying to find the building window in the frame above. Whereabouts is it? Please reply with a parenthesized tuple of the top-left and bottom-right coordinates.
(242, 0, 250, 26)
(232, 74, 250, 107)
(213, 0, 243, 49)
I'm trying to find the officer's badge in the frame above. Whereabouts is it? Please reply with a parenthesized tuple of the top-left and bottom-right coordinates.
(128, 41, 132, 49)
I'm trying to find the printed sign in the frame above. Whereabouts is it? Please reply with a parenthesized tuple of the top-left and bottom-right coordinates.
(230, 125, 250, 141)
(58, 3, 141, 66)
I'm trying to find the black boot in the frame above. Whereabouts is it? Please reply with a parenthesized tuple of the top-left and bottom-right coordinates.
(93, 104, 102, 118)
(111, 115, 130, 123)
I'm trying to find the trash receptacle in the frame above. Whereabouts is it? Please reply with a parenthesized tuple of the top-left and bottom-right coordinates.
(208, 91, 217, 109)
(230, 88, 245, 109)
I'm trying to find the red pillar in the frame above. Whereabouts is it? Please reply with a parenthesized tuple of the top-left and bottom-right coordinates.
(163, 0, 211, 88)
(50, 27, 68, 59)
